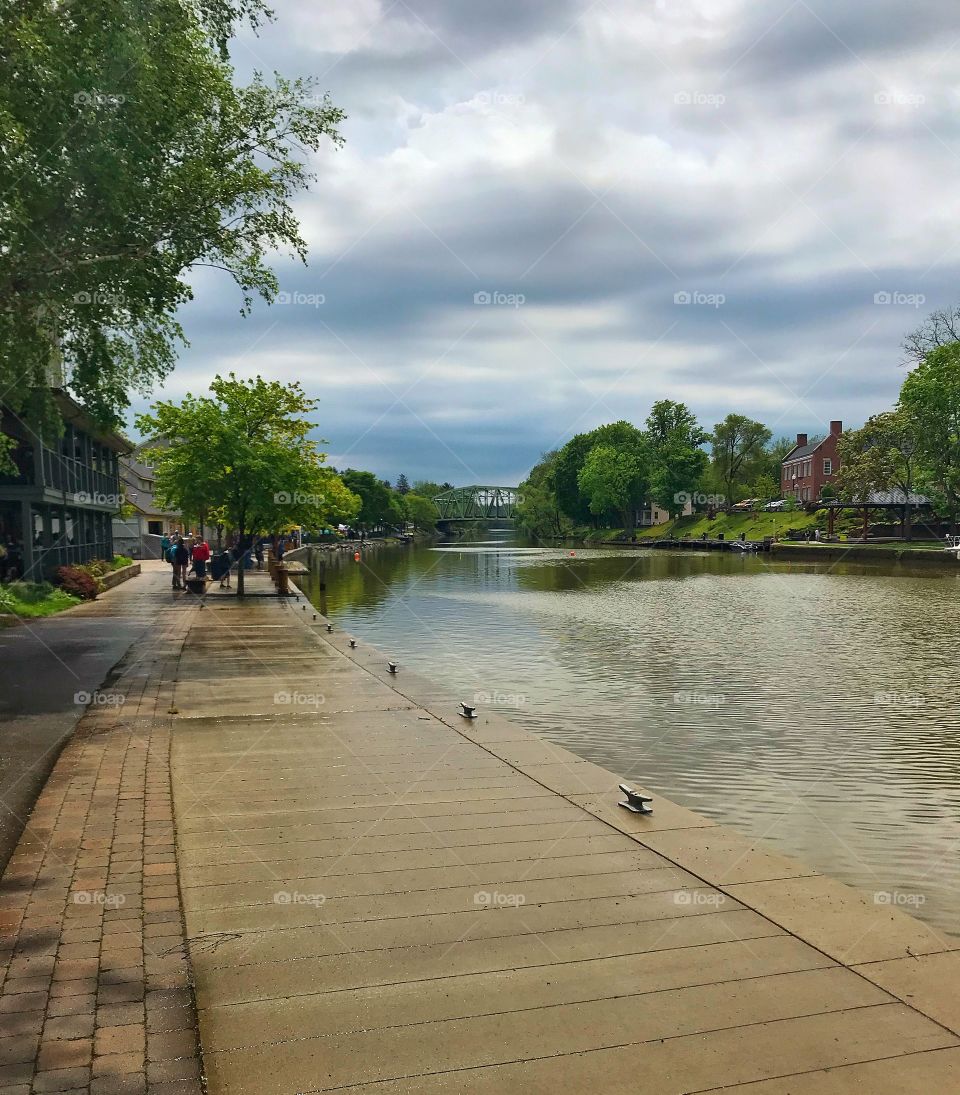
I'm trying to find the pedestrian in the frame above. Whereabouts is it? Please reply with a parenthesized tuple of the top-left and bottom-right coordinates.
(215, 547, 232, 589)
(172, 539, 189, 590)
(191, 537, 210, 579)
(254, 540, 264, 570)
(160, 532, 171, 565)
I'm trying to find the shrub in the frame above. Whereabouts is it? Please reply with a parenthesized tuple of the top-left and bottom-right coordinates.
(5, 580, 55, 603)
(55, 565, 99, 600)
(112, 555, 134, 570)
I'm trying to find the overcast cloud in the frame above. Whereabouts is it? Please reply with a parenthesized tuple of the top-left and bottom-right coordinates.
(132, 0, 960, 485)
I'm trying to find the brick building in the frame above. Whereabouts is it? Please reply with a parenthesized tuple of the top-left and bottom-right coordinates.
(781, 420, 842, 503)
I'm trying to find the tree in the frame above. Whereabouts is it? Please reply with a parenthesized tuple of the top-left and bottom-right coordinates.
(403, 493, 438, 531)
(136, 374, 349, 594)
(710, 415, 772, 507)
(413, 480, 454, 498)
(898, 343, 960, 529)
(554, 421, 646, 524)
(394, 474, 411, 495)
(340, 470, 399, 531)
(515, 450, 570, 539)
(837, 411, 921, 538)
(645, 400, 708, 517)
(902, 305, 960, 365)
(577, 443, 650, 531)
(0, 0, 344, 465)
(749, 473, 779, 504)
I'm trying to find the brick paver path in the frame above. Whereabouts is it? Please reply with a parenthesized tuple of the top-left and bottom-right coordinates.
(0, 565, 204, 1095)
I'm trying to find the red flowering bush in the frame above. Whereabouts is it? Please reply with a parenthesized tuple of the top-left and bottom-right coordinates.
(55, 565, 99, 600)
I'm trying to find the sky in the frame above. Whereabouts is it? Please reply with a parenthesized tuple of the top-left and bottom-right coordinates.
(131, 0, 960, 486)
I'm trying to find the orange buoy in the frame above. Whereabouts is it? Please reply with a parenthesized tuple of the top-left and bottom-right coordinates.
(569, 550, 575, 557)
(354, 551, 361, 562)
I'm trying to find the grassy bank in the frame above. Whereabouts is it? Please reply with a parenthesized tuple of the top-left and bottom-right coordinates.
(0, 555, 135, 620)
(0, 583, 81, 619)
(577, 510, 820, 543)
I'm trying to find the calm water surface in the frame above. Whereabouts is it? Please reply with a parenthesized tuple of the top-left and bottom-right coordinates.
(302, 535, 960, 936)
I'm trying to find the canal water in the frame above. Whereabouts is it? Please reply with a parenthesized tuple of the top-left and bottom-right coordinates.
(301, 534, 960, 937)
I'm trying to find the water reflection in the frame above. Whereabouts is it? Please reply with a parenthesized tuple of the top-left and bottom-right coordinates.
(300, 535, 960, 936)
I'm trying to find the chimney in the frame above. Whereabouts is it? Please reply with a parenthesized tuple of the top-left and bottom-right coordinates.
(796, 433, 808, 448)
(830, 420, 842, 436)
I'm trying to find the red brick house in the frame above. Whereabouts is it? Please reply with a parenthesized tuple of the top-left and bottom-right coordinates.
(781, 420, 842, 503)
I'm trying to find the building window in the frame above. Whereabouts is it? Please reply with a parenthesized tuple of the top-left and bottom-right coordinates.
(147, 520, 163, 535)
(823, 458, 832, 475)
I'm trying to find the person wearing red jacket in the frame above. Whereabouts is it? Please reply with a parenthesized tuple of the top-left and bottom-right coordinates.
(190, 539, 211, 579)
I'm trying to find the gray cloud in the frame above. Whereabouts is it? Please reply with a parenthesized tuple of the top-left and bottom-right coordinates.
(142, 0, 960, 485)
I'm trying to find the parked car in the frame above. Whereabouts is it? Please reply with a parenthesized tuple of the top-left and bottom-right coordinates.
(731, 498, 759, 512)
(763, 499, 786, 511)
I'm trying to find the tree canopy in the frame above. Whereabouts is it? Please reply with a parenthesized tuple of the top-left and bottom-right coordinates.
(136, 374, 358, 593)
(0, 0, 344, 465)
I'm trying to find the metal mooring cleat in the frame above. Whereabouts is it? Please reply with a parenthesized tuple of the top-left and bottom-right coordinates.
(349, 639, 357, 649)
(387, 661, 398, 674)
(618, 784, 653, 814)
(459, 702, 478, 719)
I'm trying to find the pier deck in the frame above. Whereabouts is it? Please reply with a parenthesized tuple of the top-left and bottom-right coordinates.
(170, 575, 960, 1093)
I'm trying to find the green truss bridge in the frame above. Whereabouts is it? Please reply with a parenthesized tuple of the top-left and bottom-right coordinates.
(432, 486, 521, 521)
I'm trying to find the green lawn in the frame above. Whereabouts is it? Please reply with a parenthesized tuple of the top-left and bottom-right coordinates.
(0, 583, 81, 618)
(578, 510, 820, 542)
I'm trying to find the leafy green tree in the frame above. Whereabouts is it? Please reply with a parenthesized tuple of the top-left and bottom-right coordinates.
(403, 493, 438, 531)
(577, 443, 650, 531)
(137, 374, 348, 594)
(645, 400, 708, 517)
(710, 415, 772, 507)
(395, 474, 411, 496)
(341, 470, 402, 531)
(515, 451, 570, 539)
(749, 473, 780, 504)
(837, 411, 921, 538)
(898, 343, 960, 529)
(0, 0, 344, 464)
(554, 421, 645, 524)
(412, 480, 454, 498)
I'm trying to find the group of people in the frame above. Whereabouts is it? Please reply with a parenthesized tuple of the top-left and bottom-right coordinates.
(160, 532, 218, 590)
(159, 532, 291, 592)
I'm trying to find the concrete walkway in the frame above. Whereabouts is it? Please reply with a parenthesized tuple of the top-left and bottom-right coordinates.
(0, 563, 168, 871)
(168, 574, 960, 1093)
(0, 562, 203, 1094)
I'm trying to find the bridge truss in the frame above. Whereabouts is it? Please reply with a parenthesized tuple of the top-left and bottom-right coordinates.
(432, 486, 521, 521)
